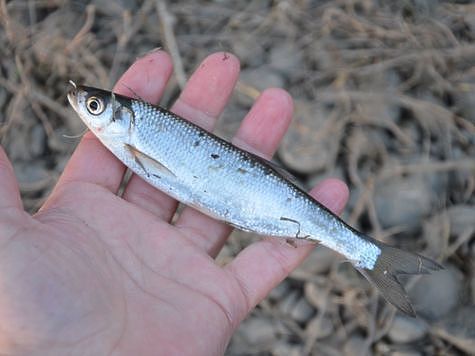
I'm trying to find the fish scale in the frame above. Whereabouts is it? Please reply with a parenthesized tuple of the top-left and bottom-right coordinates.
(129, 100, 375, 259)
(68, 84, 443, 316)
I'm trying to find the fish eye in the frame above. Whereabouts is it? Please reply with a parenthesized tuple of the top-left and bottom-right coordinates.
(86, 96, 105, 115)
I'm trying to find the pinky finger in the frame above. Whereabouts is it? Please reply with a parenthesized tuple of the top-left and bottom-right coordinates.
(0, 146, 22, 210)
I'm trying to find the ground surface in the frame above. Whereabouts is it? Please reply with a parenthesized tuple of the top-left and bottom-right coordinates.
(1, 1, 475, 355)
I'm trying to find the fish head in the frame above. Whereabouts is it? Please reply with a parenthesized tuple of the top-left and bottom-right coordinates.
(67, 83, 133, 138)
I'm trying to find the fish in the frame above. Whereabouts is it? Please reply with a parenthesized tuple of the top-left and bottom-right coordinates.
(67, 83, 442, 316)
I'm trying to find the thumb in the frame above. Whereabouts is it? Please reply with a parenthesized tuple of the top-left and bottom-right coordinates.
(0, 146, 22, 210)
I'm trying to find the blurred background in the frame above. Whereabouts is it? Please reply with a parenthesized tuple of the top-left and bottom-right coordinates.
(1, 0, 475, 355)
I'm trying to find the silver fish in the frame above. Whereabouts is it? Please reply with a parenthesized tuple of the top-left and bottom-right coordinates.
(67, 84, 442, 316)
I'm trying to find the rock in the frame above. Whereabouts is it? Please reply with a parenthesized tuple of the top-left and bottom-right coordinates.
(278, 100, 338, 174)
(239, 66, 285, 92)
(408, 264, 463, 321)
(7, 125, 33, 161)
(296, 247, 338, 276)
(344, 334, 369, 356)
(387, 315, 428, 343)
(374, 173, 434, 231)
(390, 351, 423, 356)
(268, 280, 291, 302)
(237, 316, 276, 345)
(446, 205, 475, 237)
(289, 297, 315, 324)
(272, 340, 302, 356)
(333, 262, 362, 290)
(433, 306, 475, 354)
(275, 290, 316, 323)
(268, 43, 303, 73)
(14, 160, 50, 185)
(232, 38, 265, 67)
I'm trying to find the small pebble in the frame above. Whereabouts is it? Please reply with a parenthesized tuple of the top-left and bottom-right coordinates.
(387, 315, 428, 343)
(14, 161, 50, 184)
(237, 316, 276, 345)
(279, 100, 336, 173)
(296, 247, 338, 276)
(374, 174, 435, 231)
(289, 297, 315, 324)
(268, 43, 303, 73)
(343, 334, 369, 356)
(433, 306, 475, 354)
(272, 340, 302, 356)
(232, 37, 265, 67)
(447, 205, 475, 237)
(240, 66, 285, 91)
(408, 264, 463, 321)
(390, 351, 423, 356)
(268, 280, 291, 302)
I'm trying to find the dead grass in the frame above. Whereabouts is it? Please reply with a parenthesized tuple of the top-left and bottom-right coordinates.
(1, 0, 474, 354)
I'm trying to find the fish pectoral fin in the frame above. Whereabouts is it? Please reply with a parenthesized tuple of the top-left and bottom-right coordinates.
(124, 143, 175, 178)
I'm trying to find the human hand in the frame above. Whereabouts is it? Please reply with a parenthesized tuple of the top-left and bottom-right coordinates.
(0, 51, 349, 355)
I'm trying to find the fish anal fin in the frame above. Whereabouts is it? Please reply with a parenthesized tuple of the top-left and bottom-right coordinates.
(124, 143, 175, 178)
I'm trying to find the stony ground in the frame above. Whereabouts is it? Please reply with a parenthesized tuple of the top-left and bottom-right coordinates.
(1, 0, 475, 355)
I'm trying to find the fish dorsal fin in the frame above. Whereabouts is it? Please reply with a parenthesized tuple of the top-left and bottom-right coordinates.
(124, 143, 175, 178)
(247, 152, 302, 187)
(268, 159, 299, 184)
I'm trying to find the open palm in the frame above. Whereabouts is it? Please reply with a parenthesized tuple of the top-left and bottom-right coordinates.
(0, 51, 349, 355)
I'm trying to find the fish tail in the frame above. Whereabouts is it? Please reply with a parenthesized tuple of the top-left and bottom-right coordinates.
(358, 238, 443, 317)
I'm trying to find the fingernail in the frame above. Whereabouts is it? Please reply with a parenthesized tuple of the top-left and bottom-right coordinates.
(136, 47, 163, 60)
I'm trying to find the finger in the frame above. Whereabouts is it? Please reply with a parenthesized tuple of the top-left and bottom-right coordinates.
(225, 178, 349, 314)
(122, 52, 240, 221)
(0, 146, 22, 210)
(175, 88, 293, 257)
(54, 50, 173, 194)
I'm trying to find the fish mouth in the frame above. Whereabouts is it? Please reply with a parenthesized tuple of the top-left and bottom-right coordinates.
(67, 80, 79, 111)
